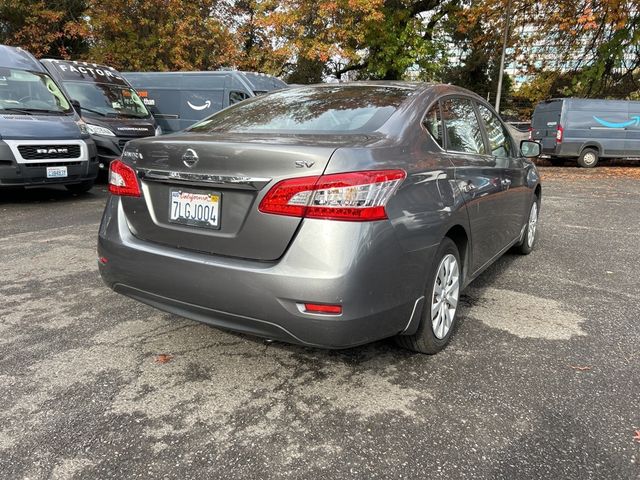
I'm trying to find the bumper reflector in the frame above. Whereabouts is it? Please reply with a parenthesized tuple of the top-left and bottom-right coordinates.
(303, 303, 342, 315)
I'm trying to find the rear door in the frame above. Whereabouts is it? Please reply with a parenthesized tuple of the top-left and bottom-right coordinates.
(531, 100, 562, 153)
(179, 74, 225, 130)
(120, 133, 338, 261)
(123, 73, 182, 133)
(440, 96, 506, 272)
(625, 100, 640, 156)
(476, 103, 529, 243)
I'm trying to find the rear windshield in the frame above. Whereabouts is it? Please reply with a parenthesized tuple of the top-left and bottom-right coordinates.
(187, 86, 414, 134)
(532, 101, 562, 127)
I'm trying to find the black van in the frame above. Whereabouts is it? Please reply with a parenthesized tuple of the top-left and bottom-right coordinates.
(122, 71, 287, 133)
(531, 98, 640, 167)
(41, 59, 160, 171)
(0, 45, 98, 192)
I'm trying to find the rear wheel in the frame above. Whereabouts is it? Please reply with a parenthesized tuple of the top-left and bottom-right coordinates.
(65, 180, 94, 194)
(515, 196, 539, 255)
(395, 238, 461, 354)
(578, 148, 599, 168)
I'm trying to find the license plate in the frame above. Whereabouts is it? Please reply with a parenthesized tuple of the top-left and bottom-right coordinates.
(46, 166, 67, 178)
(169, 189, 220, 229)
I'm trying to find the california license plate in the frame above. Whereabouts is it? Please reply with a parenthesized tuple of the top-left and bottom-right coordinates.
(46, 166, 68, 178)
(169, 189, 220, 229)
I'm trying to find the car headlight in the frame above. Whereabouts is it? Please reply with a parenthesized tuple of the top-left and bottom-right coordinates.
(75, 120, 88, 135)
(154, 125, 162, 136)
(86, 124, 116, 137)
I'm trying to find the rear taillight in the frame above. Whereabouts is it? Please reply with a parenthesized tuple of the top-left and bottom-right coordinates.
(108, 159, 141, 197)
(528, 127, 533, 140)
(556, 125, 564, 143)
(259, 170, 406, 221)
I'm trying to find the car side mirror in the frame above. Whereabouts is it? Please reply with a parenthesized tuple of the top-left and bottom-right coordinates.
(520, 140, 541, 158)
(70, 99, 81, 113)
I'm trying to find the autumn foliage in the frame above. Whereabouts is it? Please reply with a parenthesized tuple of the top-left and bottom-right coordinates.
(1, 0, 639, 110)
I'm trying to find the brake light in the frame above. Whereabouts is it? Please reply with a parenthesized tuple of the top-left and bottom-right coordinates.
(303, 303, 342, 315)
(528, 127, 533, 140)
(556, 125, 563, 143)
(259, 170, 406, 221)
(108, 159, 141, 197)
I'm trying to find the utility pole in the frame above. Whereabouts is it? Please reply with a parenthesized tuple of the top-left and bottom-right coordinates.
(495, 0, 513, 113)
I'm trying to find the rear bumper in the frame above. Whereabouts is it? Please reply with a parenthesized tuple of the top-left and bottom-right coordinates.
(98, 197, 431, 348)
(538, 141, 589, 158)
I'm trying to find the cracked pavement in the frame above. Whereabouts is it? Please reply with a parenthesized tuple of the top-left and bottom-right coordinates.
(0, 171, 638, 479)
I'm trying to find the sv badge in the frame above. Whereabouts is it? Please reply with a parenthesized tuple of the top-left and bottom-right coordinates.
(295, 160, 315, 168)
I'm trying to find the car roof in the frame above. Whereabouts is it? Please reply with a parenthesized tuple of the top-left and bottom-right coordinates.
(0, 45, 45, 72)
(291, 81, 483, 95)
(284, 82, 486, 107)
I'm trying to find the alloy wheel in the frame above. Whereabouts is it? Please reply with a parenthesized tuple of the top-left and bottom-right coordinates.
(527, 202, 538, 248)
(431, 254, 460, 339)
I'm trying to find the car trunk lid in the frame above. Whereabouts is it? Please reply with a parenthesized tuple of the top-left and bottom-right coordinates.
(120, 133, 364, 260)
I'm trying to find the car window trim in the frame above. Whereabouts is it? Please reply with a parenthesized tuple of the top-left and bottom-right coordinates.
(420, 100, 446, 151)
(439, 95, 493, 159)
(420, 94, 515, 162)
(471, 100, 492, 157)
(474, 100, 518, 159)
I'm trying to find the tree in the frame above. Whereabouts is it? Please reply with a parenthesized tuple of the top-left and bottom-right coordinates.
(260, 0, 385, 82)
(86, 0, 238, 71)
(355, 0, 453, 80)
(227, 0, 290, 75)
(0, 0, 89, 58)
(467, 0, 640, 102)
(441, 7, 512, 105)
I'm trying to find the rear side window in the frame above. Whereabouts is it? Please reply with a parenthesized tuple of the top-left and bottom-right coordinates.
(423, 104, 444, 148)
(532, 101, 562, 128)
(441, 98, 486, 154)
(477, 104, 513, 157)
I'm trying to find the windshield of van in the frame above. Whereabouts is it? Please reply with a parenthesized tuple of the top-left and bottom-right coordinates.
(63, 82, 151, 119)
(187, 86, 414, 134)
(0, 68, 72, 115)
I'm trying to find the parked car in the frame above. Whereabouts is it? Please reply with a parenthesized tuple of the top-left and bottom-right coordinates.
(531, 97, 640, 167)
(507, 121, 531, 132)
(98, 83, 542, 354)
(122, 71, 287, 133)
(0, 45, 98, 192)
(506, 123, 529, 144)
(41, 59, 160, 172)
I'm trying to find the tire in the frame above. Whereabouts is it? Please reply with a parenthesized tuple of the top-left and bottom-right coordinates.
(395, 237, 461, 354)
(65, 180, 94, 194)
(515, 195, 539, 255)
(577, 148, 599, 168)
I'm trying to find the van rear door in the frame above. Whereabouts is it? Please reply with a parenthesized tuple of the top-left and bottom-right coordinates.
(531, 100, 562, 154)
(625, 100, 640, 156)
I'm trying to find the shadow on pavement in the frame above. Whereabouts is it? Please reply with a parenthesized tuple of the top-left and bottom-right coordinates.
(0, 184, 107, 205)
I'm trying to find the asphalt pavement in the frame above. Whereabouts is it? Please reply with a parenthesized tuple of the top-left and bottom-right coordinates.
(0, 170, 638, 479)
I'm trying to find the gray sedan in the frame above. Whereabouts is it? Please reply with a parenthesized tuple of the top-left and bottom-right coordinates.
(98, 82, 541, 354)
